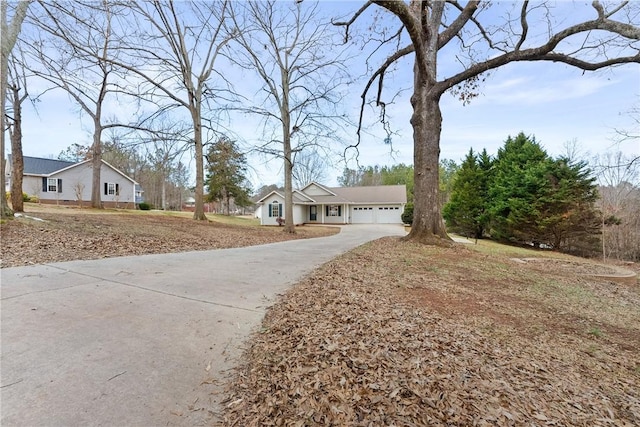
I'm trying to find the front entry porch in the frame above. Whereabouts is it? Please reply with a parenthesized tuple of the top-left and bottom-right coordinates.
(305, 204, 348, 225)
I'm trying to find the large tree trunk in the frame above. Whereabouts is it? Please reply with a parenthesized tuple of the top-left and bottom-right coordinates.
(283, 129, 295, 234)
(192, 110, 207, 221)
(9, 84, 24, 212)
(1, 0, 30, 218)
(0, 30, 11, 217)
(90, 125, 103, 209)
(281, 65, 295, 234)
(404, 70, 451, 245)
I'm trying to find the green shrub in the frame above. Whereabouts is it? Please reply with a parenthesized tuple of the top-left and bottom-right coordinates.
(22, 192, 31, 202)
(401, 203, 413, 225)
(138, 202, 151, 210)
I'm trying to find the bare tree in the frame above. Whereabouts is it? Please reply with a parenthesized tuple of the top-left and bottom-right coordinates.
(337, 1, 640, 244)
(292, 149, 329, 188)
(227, 0, 349, 233)
(27, 0, 138, 209)
(594, 151, 640, 261)
(1, 0, 31, 218)
(73, 181, 85, 208)
(612, 102, 639, 167)
(107, 0, 237, 220)
(145, 141, 179, 211)
(6, 46, 30, 212)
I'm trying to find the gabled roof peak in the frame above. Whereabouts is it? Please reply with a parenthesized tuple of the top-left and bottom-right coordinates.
(299, 181, 337, 196)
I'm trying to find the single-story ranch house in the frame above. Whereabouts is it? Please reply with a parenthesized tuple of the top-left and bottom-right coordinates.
(256, 182, 407, 225)
(5, 155, 143, 209)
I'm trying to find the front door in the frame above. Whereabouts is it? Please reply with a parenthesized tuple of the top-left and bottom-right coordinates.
(310, 205, 317, 221)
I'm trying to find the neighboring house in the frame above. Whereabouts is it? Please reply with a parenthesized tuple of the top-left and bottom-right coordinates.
(181, 196, 215, 213)
(5, 155, 142, 209)
(256, 182, 407, 226)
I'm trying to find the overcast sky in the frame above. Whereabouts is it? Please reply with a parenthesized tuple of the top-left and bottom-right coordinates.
(11, 1, 640, 188)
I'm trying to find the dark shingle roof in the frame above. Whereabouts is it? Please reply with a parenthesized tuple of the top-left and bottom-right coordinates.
(22, 156, 77, 175)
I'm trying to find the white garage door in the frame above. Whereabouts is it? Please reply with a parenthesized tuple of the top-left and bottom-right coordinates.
(351, 206, 374, 223)
(376, 206, 402, 223)
(351, 206, 402, 223)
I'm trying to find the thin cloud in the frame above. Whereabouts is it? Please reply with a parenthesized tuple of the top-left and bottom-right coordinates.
(479, 75, 617, 106)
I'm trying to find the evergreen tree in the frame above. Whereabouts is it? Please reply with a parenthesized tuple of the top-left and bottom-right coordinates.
(443, 149, 492, 239)
(488, 133, 554, 244)
(537, 157, 600, 250)
(488, 133, 599, 249)
(205, 137, 252, 215)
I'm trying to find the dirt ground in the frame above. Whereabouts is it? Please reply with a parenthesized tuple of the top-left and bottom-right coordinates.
(220, 238, 639, 426)
(0, 204, 338, 268)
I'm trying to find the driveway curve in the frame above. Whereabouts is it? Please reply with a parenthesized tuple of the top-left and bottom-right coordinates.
(1, 224, 405, 426)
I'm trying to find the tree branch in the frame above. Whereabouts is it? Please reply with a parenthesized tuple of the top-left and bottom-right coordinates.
(515, 1, 529, 51)
(438, 0, 479, 49)
(332, 1, 374, 43)
(373, 0, 428, 77)
(438, 12, 640, 94)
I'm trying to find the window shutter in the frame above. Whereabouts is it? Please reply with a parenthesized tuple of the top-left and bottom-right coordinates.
(57, 179, 62, 193)
(325, 206, 329, 216)
(268, 204, 273, 217)
(42, 177, 47, 192)
(116, 184, 120, 195)
(279, 203, 282, 217)
(104, 183, 108, 195)
(338, 206, 342, 216)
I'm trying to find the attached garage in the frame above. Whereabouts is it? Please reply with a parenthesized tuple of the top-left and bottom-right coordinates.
(351, 206, 374, 223)
(351, 205, 403, 224)
(375, 206, 403, 223)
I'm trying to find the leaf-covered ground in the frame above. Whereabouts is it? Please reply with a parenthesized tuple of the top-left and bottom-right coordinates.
(220, 238, 639, 426)
(3, 205, 638, 425)
(0, 204, 338, 268)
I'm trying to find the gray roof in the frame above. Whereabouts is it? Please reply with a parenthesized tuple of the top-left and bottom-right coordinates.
(330, 185, 407, 204)
(21, 156, 76, 175)
(255, 183, 408, 205)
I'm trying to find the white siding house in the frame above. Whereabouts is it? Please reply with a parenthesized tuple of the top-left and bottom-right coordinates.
(256, 182, 407, 226)
(7, 156, 142, 209)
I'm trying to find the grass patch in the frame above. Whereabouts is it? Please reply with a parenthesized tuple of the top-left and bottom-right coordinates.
(460, 234, 569, 260)
(208, 214, 260, 226)
(588, 327, 604, 338)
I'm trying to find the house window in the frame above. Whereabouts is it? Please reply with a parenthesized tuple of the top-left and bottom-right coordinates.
(269, 201, 282, 217)
(104, 182, 120, 196)
(326, 205, 342, 217)
(42, 178, 62, 193)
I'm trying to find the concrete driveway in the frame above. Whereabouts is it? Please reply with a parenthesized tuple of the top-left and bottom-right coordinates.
(1, 224, 405, 426)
